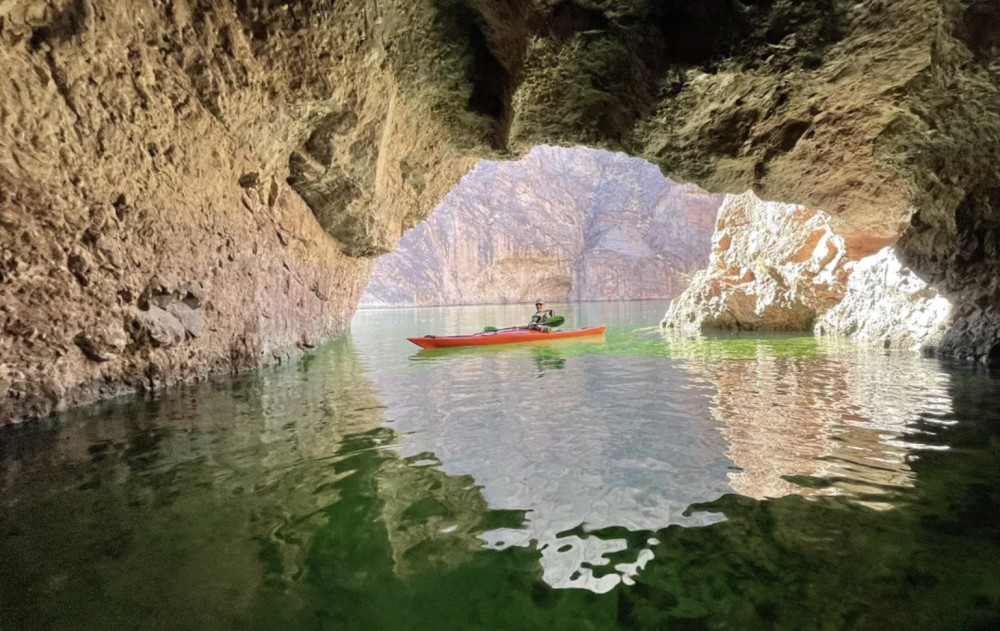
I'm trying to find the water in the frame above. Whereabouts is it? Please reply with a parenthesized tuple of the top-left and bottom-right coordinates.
(1, 301, 999, 630)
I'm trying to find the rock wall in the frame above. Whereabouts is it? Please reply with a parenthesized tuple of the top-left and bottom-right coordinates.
(3, 0, 1000, 422)
(0, 0, 476, 423)
(662, 192, 954, 350)
(360, 146, 721, 306)
(816, 247, 953, 350)
(662, 192, 849, 331)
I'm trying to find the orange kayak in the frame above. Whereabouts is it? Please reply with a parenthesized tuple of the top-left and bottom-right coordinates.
(407, 325, 607, 349)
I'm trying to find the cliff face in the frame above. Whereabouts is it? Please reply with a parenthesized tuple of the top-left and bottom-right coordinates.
(2, 0, 999, 421)
(360, 146, 721, 306)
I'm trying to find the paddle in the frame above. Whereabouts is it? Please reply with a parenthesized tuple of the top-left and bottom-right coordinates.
(484, 315, 565, 333)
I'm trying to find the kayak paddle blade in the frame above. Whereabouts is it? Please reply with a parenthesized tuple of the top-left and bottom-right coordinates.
(484, 315, 564, 333)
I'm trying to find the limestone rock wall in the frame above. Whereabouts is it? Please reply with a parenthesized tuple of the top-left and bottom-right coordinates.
(360, 146, 721, 306)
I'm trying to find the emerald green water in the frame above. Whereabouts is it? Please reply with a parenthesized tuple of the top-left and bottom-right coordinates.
(1, 301, 999, 630)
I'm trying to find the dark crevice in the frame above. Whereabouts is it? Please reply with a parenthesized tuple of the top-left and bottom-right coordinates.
(645, 0, 847, 69)
(435, 2, 513, 149)
(26, 0, 87, 51)
(956, 0, 1000, 60)
(954, 187, 1000, 271)
(43, 51, 81, 119)
(466, 22, 508, 123)
(649, 1, 755, 65)
(548, 0, 609, 42)
(776, 119, 811, 153)
(988, 342, 1000, 366)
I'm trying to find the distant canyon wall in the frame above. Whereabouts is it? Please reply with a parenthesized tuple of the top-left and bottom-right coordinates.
(3, 0, 1000, 422)
(360, 146, 722, 307)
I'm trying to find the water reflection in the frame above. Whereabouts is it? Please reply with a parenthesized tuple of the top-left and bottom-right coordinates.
(663, 335, 954, 505)
(3, 304, 997, 631)
(356, 315, 732, 592)
(354, 305, 962, 592)
(531, 347, 567, 372)
(0, 337, 396, 630)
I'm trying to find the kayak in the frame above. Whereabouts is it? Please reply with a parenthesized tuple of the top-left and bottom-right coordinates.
(407, 325, 607, 349)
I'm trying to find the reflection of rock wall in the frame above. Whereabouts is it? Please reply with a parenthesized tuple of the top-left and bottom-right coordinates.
(360, 146, 721, 306)
(0, 337, 397, 628)
(376, 455, 527, 578)
(674, 339, 954, 504)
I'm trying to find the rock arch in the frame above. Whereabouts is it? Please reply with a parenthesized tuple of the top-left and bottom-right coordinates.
(1, 0, 998, 421)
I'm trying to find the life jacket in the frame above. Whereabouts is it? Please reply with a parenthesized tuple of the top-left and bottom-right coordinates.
(530, 309, 553, 324)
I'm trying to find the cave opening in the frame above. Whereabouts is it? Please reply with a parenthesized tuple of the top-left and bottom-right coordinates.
(360, 141, 955, 351)
(359, 145, 724, 310)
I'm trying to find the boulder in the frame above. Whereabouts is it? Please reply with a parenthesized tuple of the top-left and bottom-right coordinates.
(661, 192, 848, 331)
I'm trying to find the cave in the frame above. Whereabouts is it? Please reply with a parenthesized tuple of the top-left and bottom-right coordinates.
(0, 0, 998, 416)
(3, 1, 1000, 627)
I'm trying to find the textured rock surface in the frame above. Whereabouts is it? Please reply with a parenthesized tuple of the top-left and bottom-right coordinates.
(361, 146, 721, 306)
(663, 194, 954, 350)
(3, 0, 1000, 421)
(816, 247, 953, 350)
(0, 0, 387, 422)
(661, 192, 848, 331)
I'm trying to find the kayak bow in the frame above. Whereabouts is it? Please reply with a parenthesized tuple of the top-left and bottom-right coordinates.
(407, 325, 606, 349)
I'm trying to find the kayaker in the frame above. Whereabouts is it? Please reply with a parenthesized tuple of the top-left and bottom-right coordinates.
(528, 299, 554, 331)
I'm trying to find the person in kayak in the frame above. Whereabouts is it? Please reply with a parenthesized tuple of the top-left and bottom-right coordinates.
(528, 299, 554, 331)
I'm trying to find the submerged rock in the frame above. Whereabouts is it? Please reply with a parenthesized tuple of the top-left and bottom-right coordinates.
(661, 192, 848, 331)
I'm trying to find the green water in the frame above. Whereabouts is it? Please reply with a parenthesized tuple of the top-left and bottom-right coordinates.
(1, 301, 998, 630)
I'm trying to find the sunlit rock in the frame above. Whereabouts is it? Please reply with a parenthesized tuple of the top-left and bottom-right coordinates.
(816, 247, 953, 350)
(661, 191, 849, 331)
(360, 146, 721, 306)
(661, 192, 954, 350)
